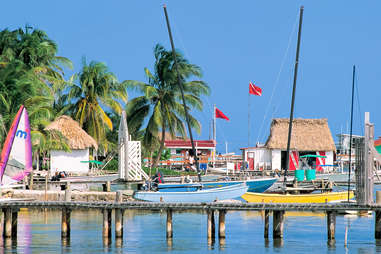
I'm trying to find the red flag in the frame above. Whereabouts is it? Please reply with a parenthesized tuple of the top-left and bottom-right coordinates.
(215, 107, 229, 121)
(249, 82, 262, 96)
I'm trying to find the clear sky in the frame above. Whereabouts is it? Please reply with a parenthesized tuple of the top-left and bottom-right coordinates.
(3, 1, 381, 154)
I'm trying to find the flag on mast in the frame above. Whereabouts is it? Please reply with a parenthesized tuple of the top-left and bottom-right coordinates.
(249, 82, 262, 96)
(215, 107, 229, 121)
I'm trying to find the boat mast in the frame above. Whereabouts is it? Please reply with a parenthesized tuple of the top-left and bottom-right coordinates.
(284, 6, 304, 184)
(213, 104, 216, 168)
(347, 65, 355, 201)
(248, 93, 250, 147)
(163, 5, 202, 182)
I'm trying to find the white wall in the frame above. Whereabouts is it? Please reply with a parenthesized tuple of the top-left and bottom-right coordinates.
(325, 151, 334, 172)
(271, 150, 281, 170)
(244, 148, 272, 170)
(50, 149, 89, 175)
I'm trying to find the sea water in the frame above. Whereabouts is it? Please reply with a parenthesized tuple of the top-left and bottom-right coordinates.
(3, 188, 381, 253)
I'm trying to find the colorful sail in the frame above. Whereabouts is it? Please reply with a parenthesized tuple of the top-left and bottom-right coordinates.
(0, 105, 33, 185)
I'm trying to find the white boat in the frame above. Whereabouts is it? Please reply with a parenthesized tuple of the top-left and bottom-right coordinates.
(134, 183, 248, 202)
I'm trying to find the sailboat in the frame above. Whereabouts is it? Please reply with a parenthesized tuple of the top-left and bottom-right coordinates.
(242, 6, 354, 204)
(0, 105, 33, 186)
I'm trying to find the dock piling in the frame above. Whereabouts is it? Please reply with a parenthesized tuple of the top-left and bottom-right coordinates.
(327, 211, 336, 241)
(375, 191, 381, 239)
(3, 208, 12, 238)
(166, 209, 173, 238)
(207, 209, 215, 239)
(115, 191, 124, 239)
(218, 210, 226, 239)
(103, 209, 112, 239)
(11, 209, 18, 238)
(61, 208, 71, 238)
(264, 210, 270, 238)
(273, 211, 285, 239)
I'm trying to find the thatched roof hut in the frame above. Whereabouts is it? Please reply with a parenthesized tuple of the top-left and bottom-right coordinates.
(45, 116, 98, 150)
(265, 118, 336, 151)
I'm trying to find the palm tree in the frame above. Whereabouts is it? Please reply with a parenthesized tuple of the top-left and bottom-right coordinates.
(0, 26, 73, 170)
(125, 44, 210, 167)
(68, 58, 128, 152)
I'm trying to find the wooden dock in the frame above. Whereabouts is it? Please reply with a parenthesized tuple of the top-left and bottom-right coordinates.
(2, 191, 381, 245)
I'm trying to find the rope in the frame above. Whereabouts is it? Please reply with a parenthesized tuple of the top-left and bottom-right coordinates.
(256, 11, 299, 144)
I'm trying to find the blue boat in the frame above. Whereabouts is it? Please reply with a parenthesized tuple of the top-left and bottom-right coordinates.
(157, 177, 277, 193)
(134, 183, 249, 202)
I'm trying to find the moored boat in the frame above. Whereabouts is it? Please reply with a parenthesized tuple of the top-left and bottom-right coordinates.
(241, 191, 354, 203)
(134, 183, 248, 202)
(157, 177, 277, 193)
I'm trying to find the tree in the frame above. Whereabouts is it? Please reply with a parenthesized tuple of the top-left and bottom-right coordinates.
(125, 44, 209, 168)
(68, 58, 128, 152)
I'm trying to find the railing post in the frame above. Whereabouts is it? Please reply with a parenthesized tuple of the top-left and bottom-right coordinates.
(327, 211, 336, 241)
(115, 191, 124, 239)
(273, 210, 285, 239)
(65, 182, 71, 202)
(166, 209, 173, 238)
(218, 210, 226, 239)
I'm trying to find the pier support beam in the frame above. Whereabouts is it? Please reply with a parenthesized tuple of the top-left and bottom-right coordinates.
(376, 191, 381, 239)
(207, 209, 215, 239)
(218, 210, 226, 239)
(3, 208, 12, 238)
(103, 209, 112, 239)
(273, 211, 285, 239)
(103, 181, 111, 192)
(115, 191, 124, 239)
(166, 209, 173, 238)
(61, 208, 71, 238)
(264, 210, 270, 239)
(326, 211, 336, 241)
(11, 209, 18, 238)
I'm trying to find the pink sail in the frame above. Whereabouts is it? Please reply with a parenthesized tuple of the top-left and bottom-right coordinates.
(0, 105, 33, 185)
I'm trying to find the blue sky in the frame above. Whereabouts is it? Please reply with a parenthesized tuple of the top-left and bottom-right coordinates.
(3, 1, 381, 153)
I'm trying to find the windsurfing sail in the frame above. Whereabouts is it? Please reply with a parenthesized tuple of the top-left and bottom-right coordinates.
(0, 105, 32, 185)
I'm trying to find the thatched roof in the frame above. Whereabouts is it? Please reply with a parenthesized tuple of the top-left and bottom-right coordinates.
(45, 116, 98, 150)
(265, 118, 336, 151)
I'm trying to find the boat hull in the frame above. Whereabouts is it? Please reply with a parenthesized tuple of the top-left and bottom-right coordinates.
(134, 183, 248, 202)
(158, 178, 277, 193)
(242, 191, 354, 203)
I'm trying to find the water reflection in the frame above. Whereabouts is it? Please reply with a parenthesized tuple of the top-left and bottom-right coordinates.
(207, 238, 215, 249)
(0, 208, 379, 253)
(115, 237, 123, 248)
(219, 238, 226, 250)
(273, 238, 284, 248)
(327, 239, 336, 249)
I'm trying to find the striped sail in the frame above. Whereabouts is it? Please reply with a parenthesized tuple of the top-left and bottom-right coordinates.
(0, 105, 33, 185)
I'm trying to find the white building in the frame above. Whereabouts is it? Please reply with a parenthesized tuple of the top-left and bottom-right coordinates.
(45, 116, 98, 175)
(241, 118, 336, 172)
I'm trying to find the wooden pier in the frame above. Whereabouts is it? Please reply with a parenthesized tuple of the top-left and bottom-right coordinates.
(2, 191, 381, 245)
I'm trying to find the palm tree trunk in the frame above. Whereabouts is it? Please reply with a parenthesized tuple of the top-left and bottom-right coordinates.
(152, 126, 166, 170)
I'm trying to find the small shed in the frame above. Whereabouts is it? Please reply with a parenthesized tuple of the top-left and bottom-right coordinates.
(45, 116, 98, 175)
(265, 118, 336, 171)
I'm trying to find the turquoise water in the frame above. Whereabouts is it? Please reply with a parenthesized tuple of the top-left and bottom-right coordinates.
(2, 184, 381, 253)
(2, 208, 381, 253)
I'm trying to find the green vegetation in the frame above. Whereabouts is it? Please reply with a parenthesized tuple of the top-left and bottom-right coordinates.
(0, 27, 209, 171)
